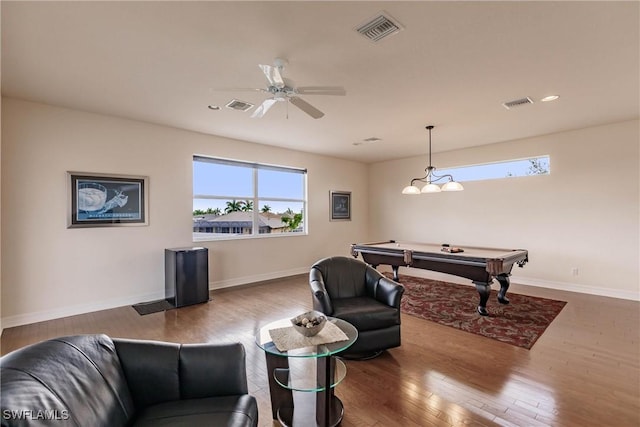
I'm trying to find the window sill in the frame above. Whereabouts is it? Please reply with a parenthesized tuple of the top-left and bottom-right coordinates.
(193, 231, 308, 243)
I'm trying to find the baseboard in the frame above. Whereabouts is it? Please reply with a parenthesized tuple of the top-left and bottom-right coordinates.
(210, 267, 309, 290)
(378, 266, 640, 302)
(0, 266, 310, 331)
(4, 266, 632, 333)
(0, 290, 167, 330)
(511, 275, 640, 301)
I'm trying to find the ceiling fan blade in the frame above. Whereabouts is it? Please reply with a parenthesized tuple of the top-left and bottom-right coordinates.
(258, 64, 285, 88)
(296, 86, 346, 96)
(250, 98, 278, 118)
(210, 87, 266, 93)
(289, 97, 324, 119)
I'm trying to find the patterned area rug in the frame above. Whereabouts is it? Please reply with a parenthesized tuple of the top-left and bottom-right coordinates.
(390, 273, 567, 349)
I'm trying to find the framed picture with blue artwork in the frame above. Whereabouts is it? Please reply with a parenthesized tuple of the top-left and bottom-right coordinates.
(67, 172, 149, 228)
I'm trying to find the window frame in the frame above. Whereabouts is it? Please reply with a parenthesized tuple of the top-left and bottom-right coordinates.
(436, 155, 551, 183)
(193, 155, 308, 242)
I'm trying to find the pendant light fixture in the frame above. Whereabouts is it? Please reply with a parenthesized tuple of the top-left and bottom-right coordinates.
(401, 125, 464, 194)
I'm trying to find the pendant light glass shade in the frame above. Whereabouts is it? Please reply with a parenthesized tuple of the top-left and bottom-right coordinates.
(421, 183, 441, 193)
(441, 181, 464, 191)
(401, 185, 421, 195)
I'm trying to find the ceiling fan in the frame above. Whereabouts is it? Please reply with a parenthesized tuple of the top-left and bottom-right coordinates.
(229, 58, 346, 119)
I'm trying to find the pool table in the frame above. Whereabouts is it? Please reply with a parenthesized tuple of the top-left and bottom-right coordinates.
(350, 240, 529, 316)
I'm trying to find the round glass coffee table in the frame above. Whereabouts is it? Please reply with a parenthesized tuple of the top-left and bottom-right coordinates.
(255, 317, 357, 427)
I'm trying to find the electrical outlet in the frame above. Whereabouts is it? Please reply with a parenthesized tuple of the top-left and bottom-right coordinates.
(571, 267, 579, 276)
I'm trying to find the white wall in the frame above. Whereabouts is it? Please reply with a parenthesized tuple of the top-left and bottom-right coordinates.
(2, 98, 637, 329)
(0, 88, 3, 332)
(1, 98, 369, 328)
(368, 120, 639, 299)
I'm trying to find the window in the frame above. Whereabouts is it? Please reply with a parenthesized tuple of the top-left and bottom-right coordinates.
(193, 156, 307, 241)
(437, 156, 550, 182)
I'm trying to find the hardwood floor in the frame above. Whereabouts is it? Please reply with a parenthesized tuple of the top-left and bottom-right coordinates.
(2, 275, 639, 427)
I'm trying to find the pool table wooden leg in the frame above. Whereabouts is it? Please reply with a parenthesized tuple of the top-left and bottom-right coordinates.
(496, 274, 511, 305)
(391, 266, 400, 282)
(473, 281, 491, 316)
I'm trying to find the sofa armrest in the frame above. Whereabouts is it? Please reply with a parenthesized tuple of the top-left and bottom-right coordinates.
(375, 275, 405, 308)
(1, 335, 136, 427)
(309, 268, 333, 315)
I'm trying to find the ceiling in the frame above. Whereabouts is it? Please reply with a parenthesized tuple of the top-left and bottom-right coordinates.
(2, 1, 638, 164)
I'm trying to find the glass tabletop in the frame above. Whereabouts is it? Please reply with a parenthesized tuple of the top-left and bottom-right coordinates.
(255, 316, 358, 358)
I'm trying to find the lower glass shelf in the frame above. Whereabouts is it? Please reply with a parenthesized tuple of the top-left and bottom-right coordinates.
(274, 357, 347, 392)
(277, 394, 344, 427)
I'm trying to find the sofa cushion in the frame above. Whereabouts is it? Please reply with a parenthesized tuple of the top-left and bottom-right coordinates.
(131, 395, 258, 427)
(112, 340, 251, 409)
(112, 338, 181, 410)
(178, 343, 248, 398)
(0, 335, 134, 427)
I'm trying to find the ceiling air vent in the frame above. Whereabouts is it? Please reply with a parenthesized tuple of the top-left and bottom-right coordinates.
(353, 137, 382, 146)
(502, 97, 534, 110)
(225, 99, 254, 112)
(356, 12, 403, 42)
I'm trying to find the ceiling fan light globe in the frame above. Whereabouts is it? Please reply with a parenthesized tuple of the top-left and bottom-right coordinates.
(273, 58, 287, 69)
(442, 181, 464, 191)
(402, 185, 421, 195)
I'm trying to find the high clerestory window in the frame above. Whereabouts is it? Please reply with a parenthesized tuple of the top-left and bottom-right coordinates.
(193, 156, 307, 241)
(436, 155, 550, 182)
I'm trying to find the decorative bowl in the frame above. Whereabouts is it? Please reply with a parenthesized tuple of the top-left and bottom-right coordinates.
(290, 310, 327, 337)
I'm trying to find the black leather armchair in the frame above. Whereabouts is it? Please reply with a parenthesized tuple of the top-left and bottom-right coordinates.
(0, 334, 258, 427)
(309, 256, 404, 358)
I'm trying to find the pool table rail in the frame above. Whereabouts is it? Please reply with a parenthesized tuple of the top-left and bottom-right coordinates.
(350, 240, 529, 316)
(350, 240, 528, 281)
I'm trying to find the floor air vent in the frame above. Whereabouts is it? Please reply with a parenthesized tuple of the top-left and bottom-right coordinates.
(502, 97, 534, 110)
(225, 99, 254, 111)
(356, 13, 403, 42)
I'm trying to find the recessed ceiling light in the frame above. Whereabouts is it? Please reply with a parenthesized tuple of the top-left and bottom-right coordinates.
(541, 95, 560, 102)
(207, 105, 221, 110)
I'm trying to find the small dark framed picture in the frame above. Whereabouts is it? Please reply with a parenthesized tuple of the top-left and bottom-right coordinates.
(67, 172, 149, 228)
(330, 191, 351, 221)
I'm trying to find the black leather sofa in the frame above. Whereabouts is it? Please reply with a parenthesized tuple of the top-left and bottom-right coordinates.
(0, 334, 258, 427)
(310, 256, 405, 358)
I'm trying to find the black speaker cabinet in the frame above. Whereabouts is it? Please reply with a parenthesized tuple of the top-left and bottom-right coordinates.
(165, 247, 209, 308)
